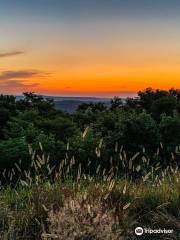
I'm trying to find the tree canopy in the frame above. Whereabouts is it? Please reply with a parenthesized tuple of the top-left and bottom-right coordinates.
(0, 89, 180, 177)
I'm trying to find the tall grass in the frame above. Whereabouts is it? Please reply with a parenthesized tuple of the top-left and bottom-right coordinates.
(0, 137, 179, 239)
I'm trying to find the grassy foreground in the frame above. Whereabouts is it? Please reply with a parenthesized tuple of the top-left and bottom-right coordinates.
(0, 144, 179, 240)
(0, 171, 179, 240)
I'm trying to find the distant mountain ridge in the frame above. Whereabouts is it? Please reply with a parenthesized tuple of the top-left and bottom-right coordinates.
(15, 95, 111, 113)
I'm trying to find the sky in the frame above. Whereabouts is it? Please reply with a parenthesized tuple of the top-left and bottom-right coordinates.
(1, 0, 180, 97)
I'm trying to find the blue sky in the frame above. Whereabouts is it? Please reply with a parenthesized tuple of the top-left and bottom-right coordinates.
(1, 0, 180, 19)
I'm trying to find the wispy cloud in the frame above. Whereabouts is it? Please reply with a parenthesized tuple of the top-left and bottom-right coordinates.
(0, 70, 43, 90)
(0, 70, 41, 80)
(0, 51, 24, 58)
(0, 80, 39, 88)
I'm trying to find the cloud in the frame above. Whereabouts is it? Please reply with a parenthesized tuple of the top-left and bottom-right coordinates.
(0, 80, 39, 88)
(0, 51, 24, 58)
(0, 70, 41, 80)
(0, 70, 43, 90)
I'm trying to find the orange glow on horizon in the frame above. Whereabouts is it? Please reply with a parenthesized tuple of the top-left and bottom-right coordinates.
(2, 38, 180, 97)
(2, 67, 180, 97)
(25, 64, 180, 97)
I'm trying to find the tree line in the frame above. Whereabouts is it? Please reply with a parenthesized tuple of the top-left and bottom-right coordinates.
(0, 88, 180, 179)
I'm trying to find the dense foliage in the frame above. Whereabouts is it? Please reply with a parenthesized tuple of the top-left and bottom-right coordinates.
(0, 88, 180, 178)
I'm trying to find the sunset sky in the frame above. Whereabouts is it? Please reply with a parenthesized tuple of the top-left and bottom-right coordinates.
(1, 0, 180, 97)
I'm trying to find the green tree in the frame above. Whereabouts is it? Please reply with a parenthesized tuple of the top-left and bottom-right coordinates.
(151, 96, 177, 119)
(16, 92, 55, 116)
(159, 114, 180, 149)
(112, 111, 159, 152)
(110, 97, 123, 110)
